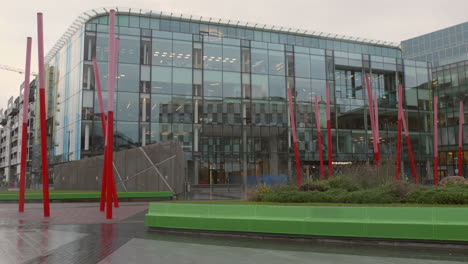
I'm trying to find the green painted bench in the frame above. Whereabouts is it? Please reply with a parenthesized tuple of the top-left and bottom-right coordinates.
(145, 203, 468, 242)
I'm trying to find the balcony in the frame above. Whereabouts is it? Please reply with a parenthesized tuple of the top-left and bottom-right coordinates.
(0, 117, 6, 126)
(7, 105, 19, 117)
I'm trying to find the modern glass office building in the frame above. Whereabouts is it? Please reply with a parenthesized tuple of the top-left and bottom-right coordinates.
(39, 7, 433, 185)
(402, 22, 468, 177)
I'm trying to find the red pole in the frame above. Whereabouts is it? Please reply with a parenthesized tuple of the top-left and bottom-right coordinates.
(365, 75, 378, 167)
(37, 13, 50, 217)
(19, 37, 32, 213)
(326, 86, 333, 178)
(396, 85, 403, 180)
(287, 88, 302, 186)
(434, 96, 439, 185)
(458, 101, 463, 176)
(93, 58, 108, 211)
(373, 92, 380, 168)
(315, 96, 325, 180)
(400, 96, 418, 184)
(110, 39, 120, 208)
(105, 9, 117, 219)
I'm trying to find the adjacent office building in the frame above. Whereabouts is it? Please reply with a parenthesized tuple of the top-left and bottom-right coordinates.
(29, 7, 434, 186)
(0, 82, 36, 186)
(402, 22, 468, 177)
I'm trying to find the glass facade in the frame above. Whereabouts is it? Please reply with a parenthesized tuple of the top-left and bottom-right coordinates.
(44, 10, 433, 184)
(402, 22, 468, 67)
(432, 61, 468, 177)
(403, 22, 468, 178)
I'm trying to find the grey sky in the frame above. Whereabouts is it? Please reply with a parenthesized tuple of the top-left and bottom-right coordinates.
(0, 0, 467, 110)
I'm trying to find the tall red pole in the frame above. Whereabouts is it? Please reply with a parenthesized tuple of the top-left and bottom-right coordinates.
(315, 96, 325, 180)
(400, 93, 418, 184)
(105, 9, 117, 219)
(287, 87, 302, 186)
(19, 37, 32, 213)
(458, 101, 463, 176)
(396, 85, 403, 180)
(434, 96, 439, 185)
(93, 58, 108, 211)
(326, 86, 333, 178)
(373, 92, 380, 168)
(365, 75, 378, 167)
(37, 13, 50, 217)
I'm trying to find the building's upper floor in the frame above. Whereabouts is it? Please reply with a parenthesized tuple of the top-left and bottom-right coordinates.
(402, 22, 468, 67)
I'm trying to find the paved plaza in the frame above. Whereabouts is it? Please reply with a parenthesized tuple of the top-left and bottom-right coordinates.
(1, 202, 468, 264)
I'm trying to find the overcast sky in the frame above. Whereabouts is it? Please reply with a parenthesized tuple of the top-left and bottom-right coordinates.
(0, 0, 467, 110)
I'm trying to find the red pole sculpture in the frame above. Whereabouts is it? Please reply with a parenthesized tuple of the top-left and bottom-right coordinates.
(458, 101, 463, 176)
(365, 75, 378, 167)
(373, 92, 380, 168)
(396, 85, 403, 180)
(399, 87, 418, 184)
(326, 86, 333, 178)
(19, 37, 32, 213)
(104, 9, 117, 219)
(315, 96, 325, 180)
(433, 96, 439, 185)
(93, 58, 108, 211)
(287, 87, 302, 186)
(37, 13, 50, 217)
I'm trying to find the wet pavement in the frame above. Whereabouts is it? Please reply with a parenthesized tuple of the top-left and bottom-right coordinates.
(1, 202, 468, 264)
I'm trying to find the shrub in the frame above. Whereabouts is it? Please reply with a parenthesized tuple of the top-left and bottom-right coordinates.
(299, 180, 330, 192)
(440, 176, 466, 186)
(408, 185, 468, 204)
(387, 180, 423, 203)
(247, 184, 272, 202)
(342, 187, 400, 204)
(328, 176, 360, 192)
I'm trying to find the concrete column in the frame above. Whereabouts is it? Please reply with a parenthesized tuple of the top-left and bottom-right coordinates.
(142, 126, 146, 146)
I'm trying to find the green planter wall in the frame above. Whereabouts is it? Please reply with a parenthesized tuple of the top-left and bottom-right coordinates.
(145, 203, 468, 242)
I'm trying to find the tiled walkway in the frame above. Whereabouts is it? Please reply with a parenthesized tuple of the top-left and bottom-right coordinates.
(1, 202, 468, 264)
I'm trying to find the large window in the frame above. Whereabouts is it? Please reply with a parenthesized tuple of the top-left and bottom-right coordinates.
(269, 75, 286, 99)
(294, 53, 310, 78)
(310, 55, 326, 79)
(152, 38, 172, 66)
(222, 46, 240, 72)
(223, 72, 241, 98)
(173, 40, 192, 68)
(268, 50, 285, 75)
(172, 68, 192, 95)
(203, 44, 222, 70)
(151, 66, 172, 94)
(151, 94, 171, 123)
(117, 64, 139, 92)
(118, 35, 140, 64)
(251, 74, 269, 99)
(116, 92, 139, 121)
(204, 70, 222, 97)
(251, 49, 268, 74)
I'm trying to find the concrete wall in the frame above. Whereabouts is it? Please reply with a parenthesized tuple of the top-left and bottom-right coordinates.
(53, 140, 186, 194)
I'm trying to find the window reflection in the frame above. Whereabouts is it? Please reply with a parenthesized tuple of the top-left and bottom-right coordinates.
(204, 70, 222, 97)
(268, 50, 285, 75)
(223, 72, 241, 98)
(118, 35, 140, 64)
(251, 74, 268, 99)
(222, 46, 240, 72)
(251, 49, 268, 74)
(116, 92, 139, 121)
(203, 44, 222, 70)
(173, 40, 192, 68)
(152, 38, 172, 66)
(116, 122, 139, 150)
(269, 75, 286, 100)
(151, 66, 172, 94)
(151, 94, 171, 123)
(117, 64, 139, 92)
(173, 68, 192, 95)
